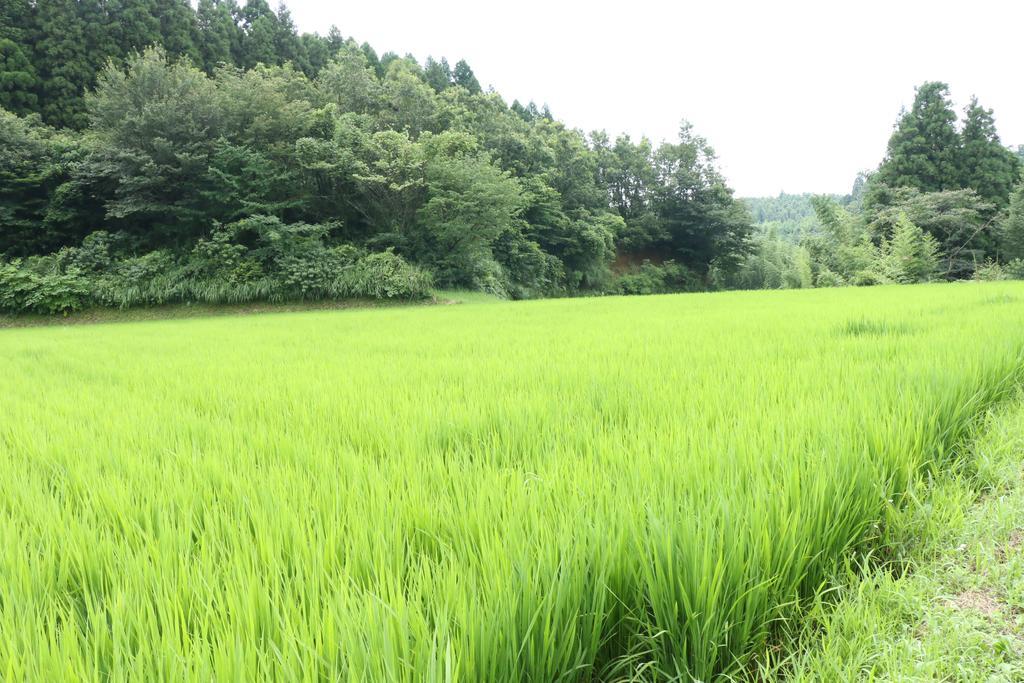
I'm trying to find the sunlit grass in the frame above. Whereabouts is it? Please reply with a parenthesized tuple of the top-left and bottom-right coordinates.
(1, 282, 1023, 681)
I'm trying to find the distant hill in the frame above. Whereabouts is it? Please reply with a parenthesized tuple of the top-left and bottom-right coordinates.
(741, 192, 850, 242)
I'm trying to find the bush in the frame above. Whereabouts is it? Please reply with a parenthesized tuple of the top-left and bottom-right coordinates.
(0, 223, 434, 316)
(851, 269, 889, 286)
(0, 259, 90, 314)
(1005, 259, 1024, 279)
(334, 250, 434, 300)
(607, 260, 699, 296)
(815, 268, 845, 288)
(972, 260, 1009, 281)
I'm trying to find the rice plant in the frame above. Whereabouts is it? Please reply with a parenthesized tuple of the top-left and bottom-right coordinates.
(1, 282, 1023, 681)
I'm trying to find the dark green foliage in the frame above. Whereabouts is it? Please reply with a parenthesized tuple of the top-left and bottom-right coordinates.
(958, 98, 1021, 209)
(0, 110, 77, 255)
(236, 0, 278, 68)
(32, 0, 92, 128)
(0, 38, 38, 115)
(83, 50, 224, 245)
(196, 0, 242, 72)
(0, 1, 37, 114)
(652, 124, 753, 277)
(452, 59, 481, 94)
(153, 0, 200, 65)
(867, 186, 994, 277)
(608, 260, 699, 295)
(0, 216, 432, 312)
(0, 258, 90, 313)
(107, 0, 162, 56)
(423, 56, 452, 93)
(272, 3, 309, 74)
(876, 82, 961, 193)
(79, 0, 118, 78)
(0, 7, 755, 313)
(1001, 181, 1024, 262)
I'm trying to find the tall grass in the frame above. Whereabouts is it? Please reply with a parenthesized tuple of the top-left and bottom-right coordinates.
(1, 283, 1023, 681)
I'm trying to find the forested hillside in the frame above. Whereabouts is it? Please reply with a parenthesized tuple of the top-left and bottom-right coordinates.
(0, 0, 750, 313)
(743, 192, 850, 242)
(0, 2, 1023, 315)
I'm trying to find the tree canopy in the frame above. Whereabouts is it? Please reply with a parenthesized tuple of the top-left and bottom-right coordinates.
(0, 1, 755, 311)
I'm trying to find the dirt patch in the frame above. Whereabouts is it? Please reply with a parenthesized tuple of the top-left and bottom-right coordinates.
(948, 590, 1002, 616)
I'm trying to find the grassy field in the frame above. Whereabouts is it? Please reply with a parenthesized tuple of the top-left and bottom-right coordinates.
(2, 283, 1024, 681)
(769, 391, 1024, 681)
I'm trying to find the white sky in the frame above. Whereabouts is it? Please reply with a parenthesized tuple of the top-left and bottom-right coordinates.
(280, 0, 1024, 197)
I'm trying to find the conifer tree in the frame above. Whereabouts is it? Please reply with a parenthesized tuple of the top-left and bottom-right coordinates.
(880, 212, 941, 283)
(154, 0, 201, 64)
(424, 57, 452, 92)
(876, 81, 961, 193)
(273, 3, 310, 74)
(0, 39, 38, 115)
(79, 0, 119, 74)
(453, 59, 481, 94)
(105, 0, 162, 56)
(958, 97, 1020, 208)
(33, 0, 91, 127)
(196, 0, 242, 72)
(238, 0, 279, 67)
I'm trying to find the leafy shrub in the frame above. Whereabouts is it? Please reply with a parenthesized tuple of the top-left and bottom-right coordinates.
(815, 268, 845, 288)
(608, 260, 699, 296)
(1005, 259, 1024, 279)
(851, 269, 889, 286)
(334, 250, 433, 300)
(0, 259, 90, 314)
(973, 260, 1009, 281)
(0, 222, 433, 315)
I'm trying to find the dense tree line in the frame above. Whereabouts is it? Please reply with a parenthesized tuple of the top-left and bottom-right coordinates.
(737, 82, 1024, 289)
(0, 2, 752, 312)
(2, 3, 1022, 315)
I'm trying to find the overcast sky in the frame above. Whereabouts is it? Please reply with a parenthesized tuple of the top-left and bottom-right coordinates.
(280, 0, 1023, 197)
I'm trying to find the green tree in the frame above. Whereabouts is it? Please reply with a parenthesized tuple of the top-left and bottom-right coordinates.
(79, 0, 119, 77)
(879, 212, 940, 283)
(382, 60, 439, 136)
(876, 82, 961, 193)
(238, 0, 278, 67)
(423, 56, 452, 92)
(32, 0, 92, 127)
(154, 0, 201, 64)
(196, 0, 242, 72)
(83, 48, 223, 245)
(105, 0, 161, 56)
(415, 132, 525, 286)
(361, 42, 381, 77)
(0, 110, 77, 254)
(593, 132, 663, 250)
(0, 39, 39, 115)
(803, 196, 877, 284)
(652, 123, 752, 277)
(301, 33, 331, 75)
(958, 97, 1020, 208)
(868, 187, 993, 277)
(316, 45, 383, 115)
(1001, 181, 1024, 262)
(273, 2, 310, 74)
(452, 59, 481, 94)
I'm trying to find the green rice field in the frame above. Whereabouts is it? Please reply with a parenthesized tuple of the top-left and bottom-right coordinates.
(2, 283, 1024, 681)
